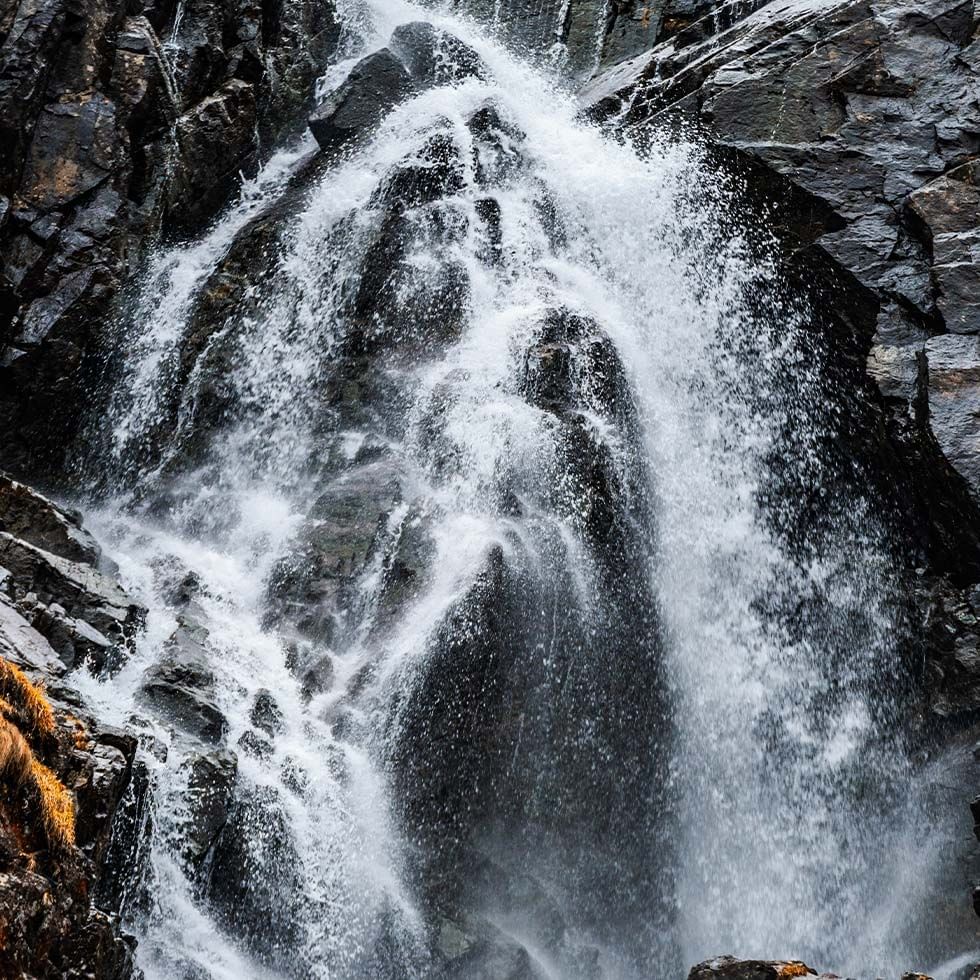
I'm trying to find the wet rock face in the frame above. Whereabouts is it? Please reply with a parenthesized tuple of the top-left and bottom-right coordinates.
(308, 23, 487, 153)
(582, 0, 980, 563)
(446, 0, 662, 76)
(584, 0, 980, 688)
(0, 476, 145, 977)
(0, 0, 340, 484)
(206, 784, 305, 971)
(0, 472, 101, 565)
(0, 477, 144, 675)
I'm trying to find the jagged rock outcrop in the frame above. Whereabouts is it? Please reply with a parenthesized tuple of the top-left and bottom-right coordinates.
(308, 23, 487, 152)
(583, 0, 980, 691)
(449, 0, 662, 76)
(0, 0, 340, 483)
(0, 475, 146, 977)
(580, 0, 980, 947)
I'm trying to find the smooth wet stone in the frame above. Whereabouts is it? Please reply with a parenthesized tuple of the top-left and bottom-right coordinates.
(309, 48, 416, 151)
(179, 748, 238, 866)
(389, 21, 487, 86)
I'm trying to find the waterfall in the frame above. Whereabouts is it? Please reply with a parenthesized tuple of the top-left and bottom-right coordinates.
(66, 0, 951, 976)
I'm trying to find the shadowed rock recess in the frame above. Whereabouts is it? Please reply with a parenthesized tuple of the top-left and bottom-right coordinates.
(3, 0, 980, 976)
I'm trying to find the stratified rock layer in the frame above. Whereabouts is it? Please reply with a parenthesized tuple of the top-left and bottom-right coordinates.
(0, 475, 146, 977)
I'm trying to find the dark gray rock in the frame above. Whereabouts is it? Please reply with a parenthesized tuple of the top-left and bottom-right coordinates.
(687, 958, 830, 980)
(300, 650, 335, 701)
(446, 0, 656, 76)
(179, 748, 238, 866)
(308, 24, 488, 153)
(389, 21, 488, 86)
(169, 0, 228, 106)
(207, 785, 304, 971)
(924, 335, 980, 497)
(309, 48, 416, 152)
(0, 472, 101, 566)
(250, 688, 284, 736)
(439, 935, 548, 979)
(17, 91, 119, 212)
(137, 618, 227, 743)
(237, 727, 273, 759)
(168, 78, 259, 235)
(466, 102, 525, 187)
(0, 591, 67, 676)
(909, 161, 980, 336)
(266, 459, 403, 647)
(17, 595, 115, 672)
(0, 531, 144, 656)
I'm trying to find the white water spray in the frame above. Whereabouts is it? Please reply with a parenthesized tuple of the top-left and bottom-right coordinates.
(68, 1, 966, 977)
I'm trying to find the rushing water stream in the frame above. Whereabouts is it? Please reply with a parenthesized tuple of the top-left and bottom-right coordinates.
(64, 0, 971, 976)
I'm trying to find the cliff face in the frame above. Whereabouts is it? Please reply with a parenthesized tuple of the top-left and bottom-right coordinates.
(582, 0, 980, 725)
(0, 0, 339, 482)
(0, 474, 145, 976)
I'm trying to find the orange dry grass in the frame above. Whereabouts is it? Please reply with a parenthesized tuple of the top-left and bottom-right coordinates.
(0, 659, 55, 737)
(0, 715, 33, 784)
(776, 965, 813, 979)
(28, 759, 75, 849)
(0, 657, 75, 849)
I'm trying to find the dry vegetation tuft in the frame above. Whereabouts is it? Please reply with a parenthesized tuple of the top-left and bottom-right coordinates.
(0, 658, 55, 737)
(28, 758, 76, 848)
(0, 712, 33, 784)
(0, 658, 76, 849)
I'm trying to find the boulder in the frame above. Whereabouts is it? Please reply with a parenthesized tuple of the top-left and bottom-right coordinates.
(308, 24, 488, 153)
(0, 473, 101, 566)
(389, 21, 487, 86)
(250, 688, 284, 736)
(687, 958, 827, 980)
(17, 596, 116, 673)
(0, 532, 144, 667)
(137, 617, 227, 743)
(309, 48, 416, 152)
(179, 748, 238, 867)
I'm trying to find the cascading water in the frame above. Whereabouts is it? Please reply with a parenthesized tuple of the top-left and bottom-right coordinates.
(64, 0, 970, 976)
